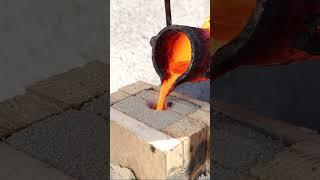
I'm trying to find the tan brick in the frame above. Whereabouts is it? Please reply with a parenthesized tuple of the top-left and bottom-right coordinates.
(171, 91, 210, 111)
(26, 61, 108, 109)
(0, 143, 75, 180)
(110, 91, 130, 105)
(213, 98, 318, 144)
(0, 93, 62, 138)
(162, 117, 206, 140)
(188, 109, 210, 170)
(119, 81, 154, 95)
(188, 109, 210, 126)
(110, 107, 183, 179)
(162, 117, 208, 179)
(250, 149, 320, 180)
(291, 139, 320, 159)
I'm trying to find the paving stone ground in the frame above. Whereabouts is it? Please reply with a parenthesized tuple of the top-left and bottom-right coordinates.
(0, 59, 318, 180)
(0, 61, 111, 180)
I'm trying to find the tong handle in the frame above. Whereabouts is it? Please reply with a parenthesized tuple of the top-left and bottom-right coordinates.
(164, 0, 172, 26)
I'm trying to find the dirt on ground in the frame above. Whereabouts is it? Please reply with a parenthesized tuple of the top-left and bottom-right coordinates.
(110, 163, 136, 180)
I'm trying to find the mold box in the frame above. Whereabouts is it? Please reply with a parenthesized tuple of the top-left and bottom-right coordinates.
(110, 81, 210, 179)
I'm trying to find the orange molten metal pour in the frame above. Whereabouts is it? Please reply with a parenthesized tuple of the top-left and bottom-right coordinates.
(156, 19, 210, 110)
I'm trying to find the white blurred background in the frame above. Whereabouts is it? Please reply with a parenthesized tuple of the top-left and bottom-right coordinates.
(0, 0, 107, 101)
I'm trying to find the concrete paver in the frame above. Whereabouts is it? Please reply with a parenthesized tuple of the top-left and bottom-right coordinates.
(213, 98, 318, 144)
(0, 143, 75, 180)
(7, 110, 108, 180)
(0, 93, 62, 138)
(80, 93, 107, 118)
(26, 61, 108, 109)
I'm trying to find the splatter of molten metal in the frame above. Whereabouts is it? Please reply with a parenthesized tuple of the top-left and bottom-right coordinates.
(156, 19, 210, 111)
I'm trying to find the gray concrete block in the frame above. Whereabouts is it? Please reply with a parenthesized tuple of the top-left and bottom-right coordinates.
(0, 143, 75, 180)
(170, 90, 210, 112)
(137, 90, 200, 116)
(174, 81, 210, 102)
(26, 61, 108, 108)
(112, 95, 183, 130)
(7, 111, 108, 180)
(0, 93, 62, 138)
(112, 90, 193, 130)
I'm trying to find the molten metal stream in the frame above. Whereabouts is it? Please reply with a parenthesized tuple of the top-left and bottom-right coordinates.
(156, 19, 210, 111)
(156, 34, 191, 110)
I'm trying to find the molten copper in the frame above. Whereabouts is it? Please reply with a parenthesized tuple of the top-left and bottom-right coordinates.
(151, 24, 210, 110)
(155, 32, 191, 110)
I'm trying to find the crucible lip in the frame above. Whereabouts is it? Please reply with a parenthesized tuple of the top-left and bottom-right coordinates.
(151, 25, 209, 89)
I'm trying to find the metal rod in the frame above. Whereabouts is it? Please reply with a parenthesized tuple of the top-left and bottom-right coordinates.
(164, 0, 172, 26)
